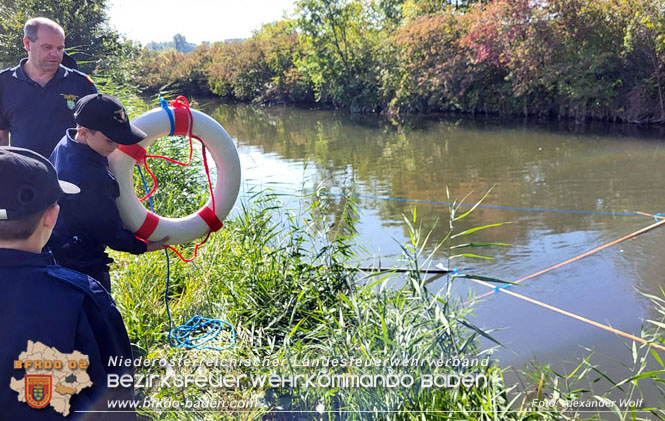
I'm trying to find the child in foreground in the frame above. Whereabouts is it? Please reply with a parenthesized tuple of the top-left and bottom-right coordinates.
(0, 146, 136, 419)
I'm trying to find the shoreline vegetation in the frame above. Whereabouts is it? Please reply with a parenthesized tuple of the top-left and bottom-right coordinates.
(98, 93, 665, 418)
(113, 0, 665, 124)
(2, 0, 665, 419)
(4, 1, 665, 124)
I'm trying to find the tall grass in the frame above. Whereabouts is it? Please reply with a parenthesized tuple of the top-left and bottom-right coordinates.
(107, 189, 558, 420)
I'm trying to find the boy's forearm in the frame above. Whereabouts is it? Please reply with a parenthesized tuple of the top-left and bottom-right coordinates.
(106, 229, 148, 255)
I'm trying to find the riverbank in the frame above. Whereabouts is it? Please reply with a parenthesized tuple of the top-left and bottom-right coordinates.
(111, 189, 665, 420)
(102, 87, 665, 420)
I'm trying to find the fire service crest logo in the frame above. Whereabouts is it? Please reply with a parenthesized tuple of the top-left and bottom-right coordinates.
(25, 375, 52, 409)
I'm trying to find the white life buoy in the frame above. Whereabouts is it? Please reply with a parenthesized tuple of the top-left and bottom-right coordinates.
(108, 102, 241, 245)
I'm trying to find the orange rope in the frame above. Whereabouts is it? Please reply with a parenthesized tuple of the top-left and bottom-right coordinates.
(636, 211, 664, 220)
(467, 216, 665, 304)
(467, 276, 665, 353)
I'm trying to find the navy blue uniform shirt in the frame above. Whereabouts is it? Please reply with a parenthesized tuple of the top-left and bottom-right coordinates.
(0, 59, 97, 158)
(48, 129, 147, 276)
(0, 248, 135, 419)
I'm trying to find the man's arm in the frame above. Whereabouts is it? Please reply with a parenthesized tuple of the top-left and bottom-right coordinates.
(0, 129, 8, 147)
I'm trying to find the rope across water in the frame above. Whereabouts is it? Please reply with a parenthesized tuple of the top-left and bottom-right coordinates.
(320, 192, 643, 217)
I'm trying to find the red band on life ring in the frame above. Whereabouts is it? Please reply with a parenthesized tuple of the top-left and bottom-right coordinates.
(173, 107, 190, 136)
(197, 206, 223, 232)
(118, 144, 147, 163)
(135, 211, 160, 239)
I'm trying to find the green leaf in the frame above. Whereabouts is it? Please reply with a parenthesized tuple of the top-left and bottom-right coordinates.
(460, 319, 504, 347)
(450, 253, 495, 260)
(646, 319, 665, 329)
(338, 292, 353, 307)
(451, 222, 507, 239)
(286, 317, 308, 341)
(456, 274, 517, 286)
(651, 349, 665, 368)
(613, 370, 665, 388)
(454, 185, 495, 221)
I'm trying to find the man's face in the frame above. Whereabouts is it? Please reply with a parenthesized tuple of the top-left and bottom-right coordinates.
(24, 27, 65, 74)
(86, 130, 120, 157)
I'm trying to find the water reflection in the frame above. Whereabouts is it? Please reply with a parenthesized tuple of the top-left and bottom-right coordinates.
(205, 102, 665, 403)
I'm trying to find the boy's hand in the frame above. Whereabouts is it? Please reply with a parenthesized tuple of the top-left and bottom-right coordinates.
(146, 236, 170, 252)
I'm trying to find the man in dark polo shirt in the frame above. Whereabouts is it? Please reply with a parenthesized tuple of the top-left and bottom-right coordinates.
(0, 17, 97, 158)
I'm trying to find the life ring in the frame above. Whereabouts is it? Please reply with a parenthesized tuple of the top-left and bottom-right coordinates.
(108, 104, 241, 245)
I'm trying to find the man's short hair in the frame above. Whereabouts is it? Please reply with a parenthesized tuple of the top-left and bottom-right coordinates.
(24, 17, 65, 42)
(0, 206, 50, 241)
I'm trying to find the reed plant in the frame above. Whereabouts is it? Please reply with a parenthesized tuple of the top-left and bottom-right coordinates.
(107, 187, 553, 420)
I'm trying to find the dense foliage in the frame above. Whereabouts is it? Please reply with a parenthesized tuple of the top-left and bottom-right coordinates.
(5, 0, 664, 121)
(0, 0, 136, 77)
(129, 0, 665, 123)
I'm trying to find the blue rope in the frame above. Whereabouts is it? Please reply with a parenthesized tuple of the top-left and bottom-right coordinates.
(320, 192, 643, 217)
(159, 97, 175, 136)
(137, 165, 235, 351)
(655, 213, 663, 221)
(168, 316, 235, 350)
(493, 284, 512, 293)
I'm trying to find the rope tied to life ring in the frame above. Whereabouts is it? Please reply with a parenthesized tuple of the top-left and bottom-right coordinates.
(119, 96, 223, 262)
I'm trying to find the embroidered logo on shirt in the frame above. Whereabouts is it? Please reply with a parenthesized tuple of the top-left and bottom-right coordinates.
(61, 94, 79, 111)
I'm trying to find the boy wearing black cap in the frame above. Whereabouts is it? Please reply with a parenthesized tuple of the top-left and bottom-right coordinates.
(0, 146, 135, 419)
(48, 93, 168, 292)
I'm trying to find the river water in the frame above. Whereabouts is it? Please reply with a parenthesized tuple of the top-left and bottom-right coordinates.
(203, 102, 665, 405)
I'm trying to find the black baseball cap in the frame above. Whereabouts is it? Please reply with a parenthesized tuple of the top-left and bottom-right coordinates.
(74, 93, 147, 145)
(0, 147, 79, 221)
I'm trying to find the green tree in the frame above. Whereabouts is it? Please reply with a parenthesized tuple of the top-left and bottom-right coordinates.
(387, 11, 468, 113)
(0, 0, 124, 74)
(621, 0, 665, 121)
(295, 0, 388, 110)
(205, 22, 313, 103)
(401, 0, 489, 19)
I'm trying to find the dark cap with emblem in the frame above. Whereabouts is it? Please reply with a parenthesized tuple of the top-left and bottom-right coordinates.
(0, 147, 79, 220)
(74, 93, 147, 145)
